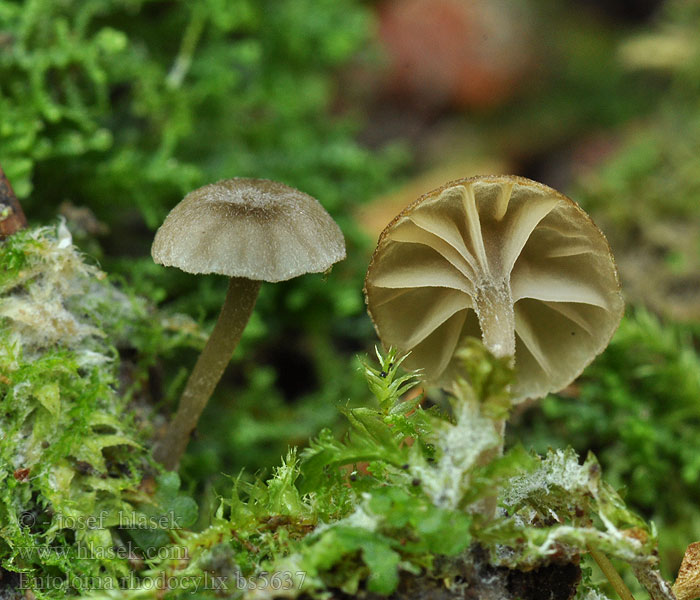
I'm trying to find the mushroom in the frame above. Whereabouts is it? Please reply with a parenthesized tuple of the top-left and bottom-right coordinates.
(674, 542, 700, 600)
(364, 175, 624, 402)
(151, 178, 346, 469)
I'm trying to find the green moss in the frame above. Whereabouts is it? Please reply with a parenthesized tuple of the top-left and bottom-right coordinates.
(0, 224, 201, 598)
(68, 346, 658, 599)
(510, 310, 700, 579)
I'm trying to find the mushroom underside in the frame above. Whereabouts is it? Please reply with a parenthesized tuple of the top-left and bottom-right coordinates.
(365, 179, 624, 401)
(370, 288, 611, 400)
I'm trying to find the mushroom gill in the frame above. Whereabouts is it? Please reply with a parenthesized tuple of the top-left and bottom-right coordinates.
(364, 175, 624, 402)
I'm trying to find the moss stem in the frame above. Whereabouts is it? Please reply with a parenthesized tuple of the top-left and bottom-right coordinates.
(154, 277, 261, 470)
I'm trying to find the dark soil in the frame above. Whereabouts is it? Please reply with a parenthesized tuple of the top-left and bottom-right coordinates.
(323, 546, 582, 600)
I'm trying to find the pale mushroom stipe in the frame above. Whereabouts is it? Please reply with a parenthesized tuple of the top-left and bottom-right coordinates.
(151, 178, 346, 470)
(364, 175, 624, 402)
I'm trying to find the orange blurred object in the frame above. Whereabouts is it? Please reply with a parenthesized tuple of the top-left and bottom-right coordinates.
(377, 0, 535, 109)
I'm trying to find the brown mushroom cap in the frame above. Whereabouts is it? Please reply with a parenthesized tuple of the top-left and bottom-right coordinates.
(364, 175, 624, 402)
(152, 178, 346, 282)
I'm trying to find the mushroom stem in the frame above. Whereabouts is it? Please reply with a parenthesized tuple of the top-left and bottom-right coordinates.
(474, 279, 516, 360)
(588, 545, 637, 600)
(154, 276, 262, 470)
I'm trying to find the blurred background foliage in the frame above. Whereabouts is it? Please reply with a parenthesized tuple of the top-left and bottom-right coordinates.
(2, 0, 700, 584)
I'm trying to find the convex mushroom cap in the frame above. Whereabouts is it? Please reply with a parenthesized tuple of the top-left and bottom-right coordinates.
(152, 178, 346, 281)
(150, 178, 345, 470)
(364, 175, 624, 402)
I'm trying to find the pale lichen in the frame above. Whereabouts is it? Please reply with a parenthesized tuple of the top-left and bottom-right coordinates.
(411, 397, 499, 511)
(1, 222, 118, 364)
(574, 588, 614, 600)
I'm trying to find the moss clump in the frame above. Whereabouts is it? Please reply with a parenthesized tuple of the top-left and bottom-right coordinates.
(63, 348, 660, 599)
(0, 223, 199, 598)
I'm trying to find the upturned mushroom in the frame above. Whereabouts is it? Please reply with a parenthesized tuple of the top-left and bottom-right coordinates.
(151, 178, 346, 469)
(364, 175, 624, 402)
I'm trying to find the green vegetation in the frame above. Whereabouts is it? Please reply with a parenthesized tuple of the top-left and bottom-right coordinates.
(511, 311, 700, 577)
(2, 0, 700, 598)
(0, 0, 404, 347)
(508, 0, 700, 579)
(0, 0, 408, 484)
(0, 224, 199, 594)
(0, 0, 400, 223)
(0, 229, 665, 598)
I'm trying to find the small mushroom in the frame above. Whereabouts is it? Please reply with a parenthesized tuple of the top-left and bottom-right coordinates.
(364, 175, 624, 402)
(151, 178, 346, 469)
